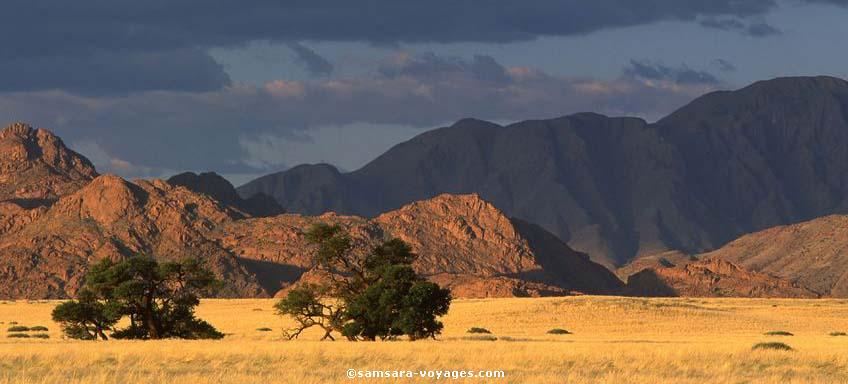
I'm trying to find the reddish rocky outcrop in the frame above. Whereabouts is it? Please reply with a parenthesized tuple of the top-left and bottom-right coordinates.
(701, 215, 848, 297)
(618, 214, 848, 298)
(621, 257, 817, 298)
(0, 122, 97, 203)
(216, 193, 624, 298)
(0, 174, 263, 298)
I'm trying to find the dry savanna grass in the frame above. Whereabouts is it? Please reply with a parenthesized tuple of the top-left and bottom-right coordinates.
(1, 296, 847, 383)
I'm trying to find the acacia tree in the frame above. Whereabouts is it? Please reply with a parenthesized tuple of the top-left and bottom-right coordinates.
(52, 256, 223, 340)
(51, 289, 120, 340)
(276, 223, 451, 341)
(274, 283, 343, 340)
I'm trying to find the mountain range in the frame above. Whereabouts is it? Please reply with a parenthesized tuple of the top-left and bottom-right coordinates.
(0, 123, 620, 298)
(4, 76, 848, 299)
(238, 76, 848, 269)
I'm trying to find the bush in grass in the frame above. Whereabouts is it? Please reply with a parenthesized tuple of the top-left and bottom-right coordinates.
(256, 327, 273, 332)
(829, 332, 847, 336)
(498, 336, 531, 342)
(7, 325, 28, 332)
(764, 331, 793, 336)
(29, 326, 48, 332)
(467, 327, 491, 334)
(752, 342, 793, 351)
(7, 333, 29, 338)
(31, 333, 49, 339)
(463, 335, 497, 341)
(547, 328, 571, 335)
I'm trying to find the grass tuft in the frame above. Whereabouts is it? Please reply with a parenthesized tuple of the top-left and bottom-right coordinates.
(547, 328, 571, 335)
(7, 333, 30, 338)
(466, 327, 491, 334)
(764, 330, 793, 336)
(463, 335, 497, 341)
(829, 331, 847, 336)
(31, 333, 50, 339)
(29, 326, 49, 332)
(7, 325, 29, 332)
(256, 327, 273, 332)
(752, 342, 793, 351)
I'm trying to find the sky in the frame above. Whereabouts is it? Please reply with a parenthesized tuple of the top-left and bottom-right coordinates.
(1, 1, 847, 186)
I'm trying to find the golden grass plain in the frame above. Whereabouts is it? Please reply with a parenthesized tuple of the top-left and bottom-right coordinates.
(1, 296, 847, 383)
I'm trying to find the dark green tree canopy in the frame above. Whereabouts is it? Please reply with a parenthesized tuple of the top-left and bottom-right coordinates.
(52, 256, 223, 340)
(277, 223, 451, 341)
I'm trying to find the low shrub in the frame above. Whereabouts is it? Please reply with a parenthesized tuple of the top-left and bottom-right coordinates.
(764, 331, 793, 336)
(547, 328, 571, 335)
(463, 335, 497, 341)
(7, 333, 29, 338)
(752, 342, 793, 351)
(7, 326, 28, 332)
(829, 332, 847, 336)
(498, 336, 531, 342)
(29, 326, 49, 332)
(31, 333, 50, 339)
(256, 327, 273, 332)
(466, 327, 491, 334)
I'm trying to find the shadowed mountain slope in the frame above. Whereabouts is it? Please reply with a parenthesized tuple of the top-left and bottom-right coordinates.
(239, 76, 848, 266)
(167, 171, 284, 217)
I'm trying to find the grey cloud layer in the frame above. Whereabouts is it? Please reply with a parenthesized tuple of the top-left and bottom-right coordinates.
(1, 1, 780, 49)
(624, 60, 721, 85)
(699, 17, 781, 36)
(287, 42, 334, 76)
(0, 1, 787, 93)
(0, 49, 230, 95)
(0, 54, 716, 176)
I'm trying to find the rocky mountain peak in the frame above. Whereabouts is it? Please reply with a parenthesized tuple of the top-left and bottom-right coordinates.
(379, 193, 515, 236)
(0, 122, 98, 202)
(55, 174, 145, 225)
(167, 171, 284, 217)
(0, 122, 37, 138)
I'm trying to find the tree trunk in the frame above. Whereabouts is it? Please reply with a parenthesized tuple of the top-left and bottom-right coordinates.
(144, 293, 161, 339)
(321, 328, 335, 341)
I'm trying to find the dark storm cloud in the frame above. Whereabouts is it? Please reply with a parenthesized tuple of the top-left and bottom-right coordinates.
(0, 1, 781, 50)
(699, 17, 781, 36)
(0, 1, 792, 94)
(802, 0, 848, 5)
(286, 42, 334, 76)
(0, 49, 230, 95)
(623, 60, 720, 85)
